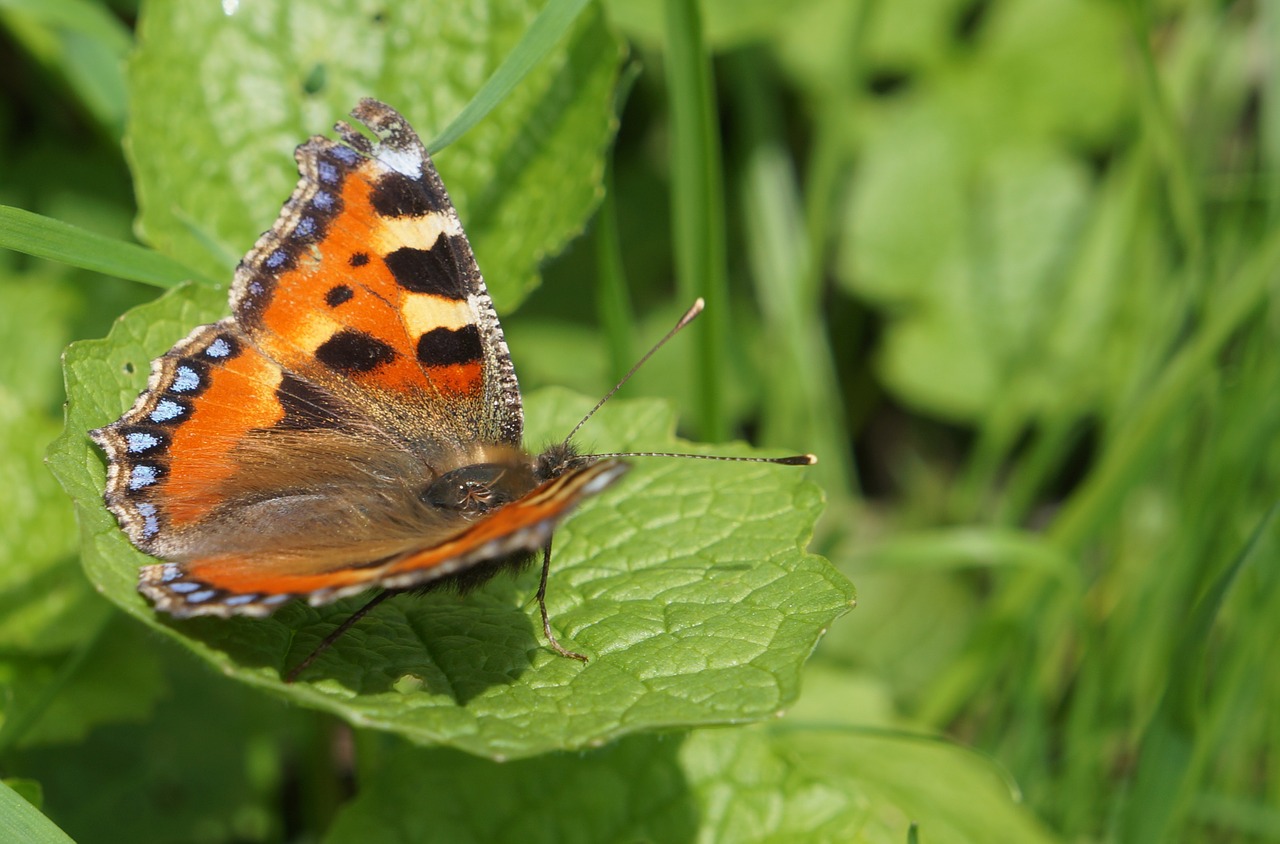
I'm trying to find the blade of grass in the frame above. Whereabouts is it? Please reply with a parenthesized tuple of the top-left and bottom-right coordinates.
(595, 165, 635, 382)
(1116, 503, 1280, 842)
(0, 781, 75, 844)
(0, 206, 205, 288)
(594, 61, 642, 382)
(426, 0, 594, 153)
(992, 416, 1080, 526)
(664, 0, 727, 440)
(850, 527, 1076, 581)
(1049, 228, 1280, 550)
(1265, 2, 1280, 222)
(0, 0, 129, 51)
(1124, 1, 1206, 294)
(729, 49, 854, 495)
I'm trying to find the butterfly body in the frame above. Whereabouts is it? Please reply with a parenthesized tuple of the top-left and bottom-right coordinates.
(93, 99, 627, 627)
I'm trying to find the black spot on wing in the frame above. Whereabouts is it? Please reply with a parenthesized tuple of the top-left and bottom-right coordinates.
(315, 329, 397, 373)
(325, 285, 354, 307)
(417, 324, 482, 367)
(276, 374, 345, 429)
(349, 252, 370, 267)
(383, 240, 464, 298)
(370, 172, 445, 218)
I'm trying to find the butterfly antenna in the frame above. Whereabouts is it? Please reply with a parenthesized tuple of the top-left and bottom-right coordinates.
(587, 449, 816, 465)
(562, 297, 707, 446)
(563, 298, 816, 467)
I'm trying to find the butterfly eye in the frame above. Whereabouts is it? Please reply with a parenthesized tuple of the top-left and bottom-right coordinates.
(422, 463, 528, 516)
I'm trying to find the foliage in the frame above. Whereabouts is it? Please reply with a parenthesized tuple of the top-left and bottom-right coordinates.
(1, 0, 1278, 841)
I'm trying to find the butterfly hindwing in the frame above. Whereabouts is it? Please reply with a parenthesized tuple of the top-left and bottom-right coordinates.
(136, 458, 627, 618)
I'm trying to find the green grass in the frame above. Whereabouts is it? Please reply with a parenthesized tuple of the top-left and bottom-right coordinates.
(2, 0, 1278, 841)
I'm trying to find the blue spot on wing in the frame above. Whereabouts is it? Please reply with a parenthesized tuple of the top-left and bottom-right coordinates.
(149, 400, 184, 423)
(171, 366, 200, 392)
(129, 465, 158, 489)
(136, 502, 159, 537)
(126, 432, 160, 453)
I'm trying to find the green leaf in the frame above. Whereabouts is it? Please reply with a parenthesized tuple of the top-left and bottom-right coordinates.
(0, 615, 165, 751)
(325, 674, 1057, 844)
(50, 283, 851, 759)
(11, 644, 296, 843)
(127, 0, 622, 310)
(0, 0, 131, 138)
(714, 728, 1057, 843)
(0, 780, 73, 844)
(0, 269, 164, 752)
(844, 131, 1096, 421)
(0, 273, 104, 654)
(833, 0, 1134, 423)
(326, 734, 698, 844)
(427, 0, 594, 152)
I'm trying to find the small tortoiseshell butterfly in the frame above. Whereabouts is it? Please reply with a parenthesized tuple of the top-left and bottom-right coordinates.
(92, 99, 812, 677)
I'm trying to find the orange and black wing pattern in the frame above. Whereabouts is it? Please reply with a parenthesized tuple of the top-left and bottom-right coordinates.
(90, 101, 629, 619)
(230, 98, 523, 456)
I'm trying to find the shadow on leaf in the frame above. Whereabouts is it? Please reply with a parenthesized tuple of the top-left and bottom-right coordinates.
(163, 584, 543, 701)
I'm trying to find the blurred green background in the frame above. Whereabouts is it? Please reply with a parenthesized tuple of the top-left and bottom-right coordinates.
(2, 0, 1279, 841)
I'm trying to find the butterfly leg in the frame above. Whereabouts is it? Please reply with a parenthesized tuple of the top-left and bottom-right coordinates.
(536, 539, 588, 663)
(284, 589, 394, 682)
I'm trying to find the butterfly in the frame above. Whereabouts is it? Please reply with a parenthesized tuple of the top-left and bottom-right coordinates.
(91, 99, 812, 678)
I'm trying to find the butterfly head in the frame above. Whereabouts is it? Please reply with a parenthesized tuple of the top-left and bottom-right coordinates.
(534, 440, 593, 482)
